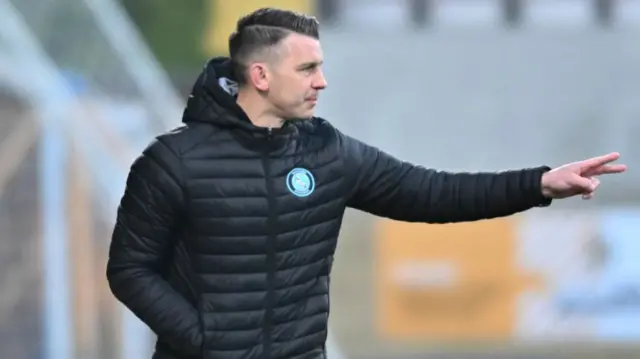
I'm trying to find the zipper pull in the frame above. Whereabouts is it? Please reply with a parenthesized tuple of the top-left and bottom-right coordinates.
(267, 126, 273, 140)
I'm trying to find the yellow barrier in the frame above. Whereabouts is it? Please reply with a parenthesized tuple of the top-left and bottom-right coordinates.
(375, 218, 543, 341)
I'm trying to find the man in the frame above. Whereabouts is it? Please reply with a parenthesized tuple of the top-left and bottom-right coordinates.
(106, 7, 626, 359)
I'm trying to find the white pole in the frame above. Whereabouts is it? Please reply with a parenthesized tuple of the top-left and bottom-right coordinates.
(40, 106, 73, 359)
(0, 2, 75, 357)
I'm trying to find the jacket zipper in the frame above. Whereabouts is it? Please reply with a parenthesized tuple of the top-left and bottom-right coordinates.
(263, 126, 276, 358)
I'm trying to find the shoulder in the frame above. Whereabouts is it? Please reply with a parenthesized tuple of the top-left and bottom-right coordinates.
(152, 122, 216, 158)
(292, 117, 372, 168)
(133, 123, 213, 179)
(293, 116, 347, 144)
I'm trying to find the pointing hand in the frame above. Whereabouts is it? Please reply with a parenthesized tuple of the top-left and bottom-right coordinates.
(540, 152, 627, 200)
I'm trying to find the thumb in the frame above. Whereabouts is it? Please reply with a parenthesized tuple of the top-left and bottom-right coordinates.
(572, 175, 596, 192)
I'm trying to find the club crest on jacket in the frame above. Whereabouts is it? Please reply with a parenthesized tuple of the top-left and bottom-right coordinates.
(286, 168, 315, 197)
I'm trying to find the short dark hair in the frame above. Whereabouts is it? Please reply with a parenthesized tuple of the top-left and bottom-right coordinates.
(228, 8, 320, 85)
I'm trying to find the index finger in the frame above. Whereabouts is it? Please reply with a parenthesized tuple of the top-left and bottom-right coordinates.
(579, 152, 621, 171)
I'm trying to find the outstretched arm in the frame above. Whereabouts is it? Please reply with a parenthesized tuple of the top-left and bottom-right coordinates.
(341, 133, 552, 223)
(107, 138, 202, 355)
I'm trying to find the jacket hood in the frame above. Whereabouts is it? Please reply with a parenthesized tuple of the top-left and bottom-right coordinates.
(182, 57, 300, 136)
(182, 57, 252, 130)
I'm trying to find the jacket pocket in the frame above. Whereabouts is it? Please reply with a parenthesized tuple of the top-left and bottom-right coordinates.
(169, 241, 206, 355)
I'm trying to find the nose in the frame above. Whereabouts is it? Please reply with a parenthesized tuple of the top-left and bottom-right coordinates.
(313, 69, 327, 90)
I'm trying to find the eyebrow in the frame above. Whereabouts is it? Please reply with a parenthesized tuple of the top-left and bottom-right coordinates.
(297, 61, 323, 70)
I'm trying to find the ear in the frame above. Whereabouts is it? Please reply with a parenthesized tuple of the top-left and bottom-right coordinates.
(247, 63, 270, 91)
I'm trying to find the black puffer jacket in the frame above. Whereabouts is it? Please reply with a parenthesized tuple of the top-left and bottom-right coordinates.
(107, 58, 552, 359)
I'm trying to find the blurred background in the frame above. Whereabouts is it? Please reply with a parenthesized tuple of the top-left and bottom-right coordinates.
(0, 0, 639, 359)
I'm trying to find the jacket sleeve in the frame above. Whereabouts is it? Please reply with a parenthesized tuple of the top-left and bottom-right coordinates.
(106, 138, 202, 355)
(340, 133, 552, 223)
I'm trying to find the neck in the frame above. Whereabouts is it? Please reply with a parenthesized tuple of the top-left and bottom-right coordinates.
(236, 89, 284, 129)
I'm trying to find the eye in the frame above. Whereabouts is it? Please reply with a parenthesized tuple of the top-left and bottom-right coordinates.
(299, 64, 319, 74)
